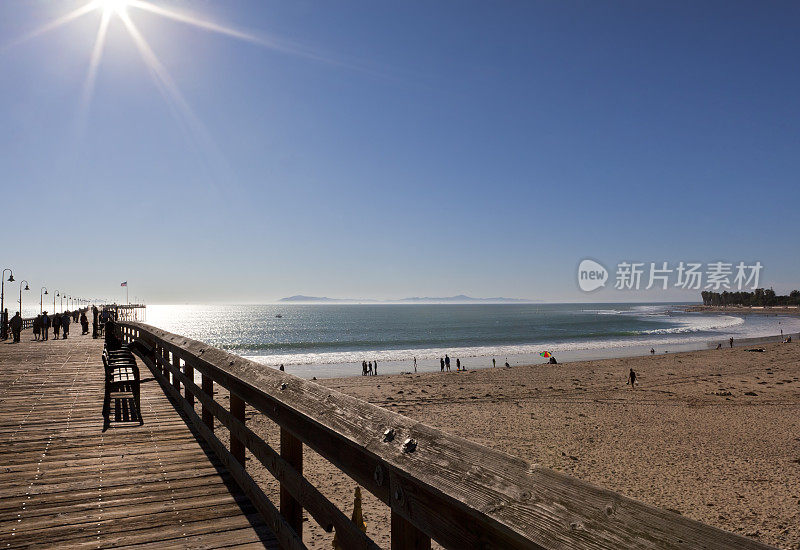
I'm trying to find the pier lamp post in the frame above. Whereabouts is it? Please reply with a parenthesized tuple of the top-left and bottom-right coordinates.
(53, 291, 59, 315)
(60, 293, 64, 313)
(1, 269, 13, 339)
(19, 281, 29, 317)
(40, 288, 48, 314)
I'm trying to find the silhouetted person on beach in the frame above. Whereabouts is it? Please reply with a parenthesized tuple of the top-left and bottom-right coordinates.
(627, 368, 637, 389)
(440, 357, 444, 372)
(368, 361, 373, 375)
(373, 360, 378, 376)
(61, 312, 70, 339)
(10, 312, 22, 343)
(362, 360, 367, 376)
(549, 356, 557, 364)
(279, 364, 284, 371)
(492, 358, 496, 368)
(80, 311, 89, 335)
(456, 358, 460, 371)
(716, 343, 722, 350)
(53, 313, 61, 339)
(505, 359, 510, 368)
(413, 357, 417, 373)
(650, 348, 655, 355)
(42, 312, 50, 341)
(445, 354, 450, 372)
(729, 337, 734, 348)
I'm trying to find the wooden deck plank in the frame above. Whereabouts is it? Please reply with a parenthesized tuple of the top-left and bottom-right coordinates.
(0, 331, 277, 549)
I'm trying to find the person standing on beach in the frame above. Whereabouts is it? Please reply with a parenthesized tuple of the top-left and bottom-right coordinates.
(374, 360, 378, 376)
(413, 357, 417, 373)
(445, 354, 450, 371)
(729, 337, 734, 348)
(492, 357, 496, 368)
(61, 311, 70, 339)
(456, 358, 460, 371)
(440, 357, 444, 372)
(368, 361, 373, 375)
(627, 368, 637, 389)
(362, 361, 367, 376)
(650, 348, 655, 355)
(505, 359, 510, 368)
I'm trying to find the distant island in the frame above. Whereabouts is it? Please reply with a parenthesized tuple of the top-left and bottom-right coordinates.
(279, 294, 535, 304)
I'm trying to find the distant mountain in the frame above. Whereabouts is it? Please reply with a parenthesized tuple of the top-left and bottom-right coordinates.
(278, 294, 534, 303)
(278, 295, 375, 303)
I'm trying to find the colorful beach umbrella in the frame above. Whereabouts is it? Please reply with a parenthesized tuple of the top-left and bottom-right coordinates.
(539, 351, 552, 358)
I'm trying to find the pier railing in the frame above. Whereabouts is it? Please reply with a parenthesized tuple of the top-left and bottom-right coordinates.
(21, 307, 90, 331)
(115, 321, 773, 550)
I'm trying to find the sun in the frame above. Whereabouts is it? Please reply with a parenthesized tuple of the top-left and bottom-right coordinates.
(97, 0, 130, 15)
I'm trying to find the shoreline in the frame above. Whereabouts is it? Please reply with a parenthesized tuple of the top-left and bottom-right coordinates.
(254, 329, 799, 380)
(684, 305, 800, 315)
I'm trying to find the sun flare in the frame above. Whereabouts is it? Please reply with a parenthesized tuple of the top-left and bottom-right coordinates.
(97, 0, 129, 15)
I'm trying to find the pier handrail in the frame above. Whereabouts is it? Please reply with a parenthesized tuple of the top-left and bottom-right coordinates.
(21, 307, 90, 331)
(115, 321, 774, 550)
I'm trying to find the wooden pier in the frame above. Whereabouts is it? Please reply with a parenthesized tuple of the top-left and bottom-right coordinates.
(0, 327, 277, 548)
(0, 320, 778, 549)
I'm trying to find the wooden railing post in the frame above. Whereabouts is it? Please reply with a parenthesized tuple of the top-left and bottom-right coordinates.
(172, 352, 181, 393)
(201, 374, 213, 430)
(280, 428, 303, 539)
(184, 362, 194, 405)
(230, 393, 246, 465)
(161, 346, 169, 379)
(391, 512, 431, 550)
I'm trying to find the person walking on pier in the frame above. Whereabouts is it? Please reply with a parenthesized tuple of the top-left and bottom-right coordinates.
(80, 311, 89, 335)
(61, 311, 70, 339)
(92, 306, 99, 339)
(52, 313, 61, 339)
(9, 312, 22, 343)
(42, 312, 50, 341)
(33, 315, 41, 341)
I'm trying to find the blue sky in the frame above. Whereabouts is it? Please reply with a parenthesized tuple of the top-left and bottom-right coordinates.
(1, 0, 798, 305)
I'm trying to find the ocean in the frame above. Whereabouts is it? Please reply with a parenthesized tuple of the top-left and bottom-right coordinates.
(144, 303, 800, 378)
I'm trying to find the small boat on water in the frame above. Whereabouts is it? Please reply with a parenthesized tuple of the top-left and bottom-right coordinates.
(275, 314, 283, 318)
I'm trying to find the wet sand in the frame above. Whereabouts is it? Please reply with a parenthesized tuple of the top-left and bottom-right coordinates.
(240, 340, 800, 549)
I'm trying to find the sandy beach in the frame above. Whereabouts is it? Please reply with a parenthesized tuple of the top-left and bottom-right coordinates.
(231, 339, 800, 549)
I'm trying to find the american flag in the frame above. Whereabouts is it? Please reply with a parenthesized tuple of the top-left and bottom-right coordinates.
(120, 281, 127, 287)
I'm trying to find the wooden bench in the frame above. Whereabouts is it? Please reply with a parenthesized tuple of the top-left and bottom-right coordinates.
(102, 322, 143, 427)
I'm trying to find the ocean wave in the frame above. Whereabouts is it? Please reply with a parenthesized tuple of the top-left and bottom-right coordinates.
(635, 315, 744, 335)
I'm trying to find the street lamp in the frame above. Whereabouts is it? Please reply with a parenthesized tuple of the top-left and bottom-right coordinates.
(40, 287, 48, 314)
(0, 268, 13, 339)
(19, 281, 29, 317)
(60, 293, 64, 313)
(53, 291, 59, 315)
